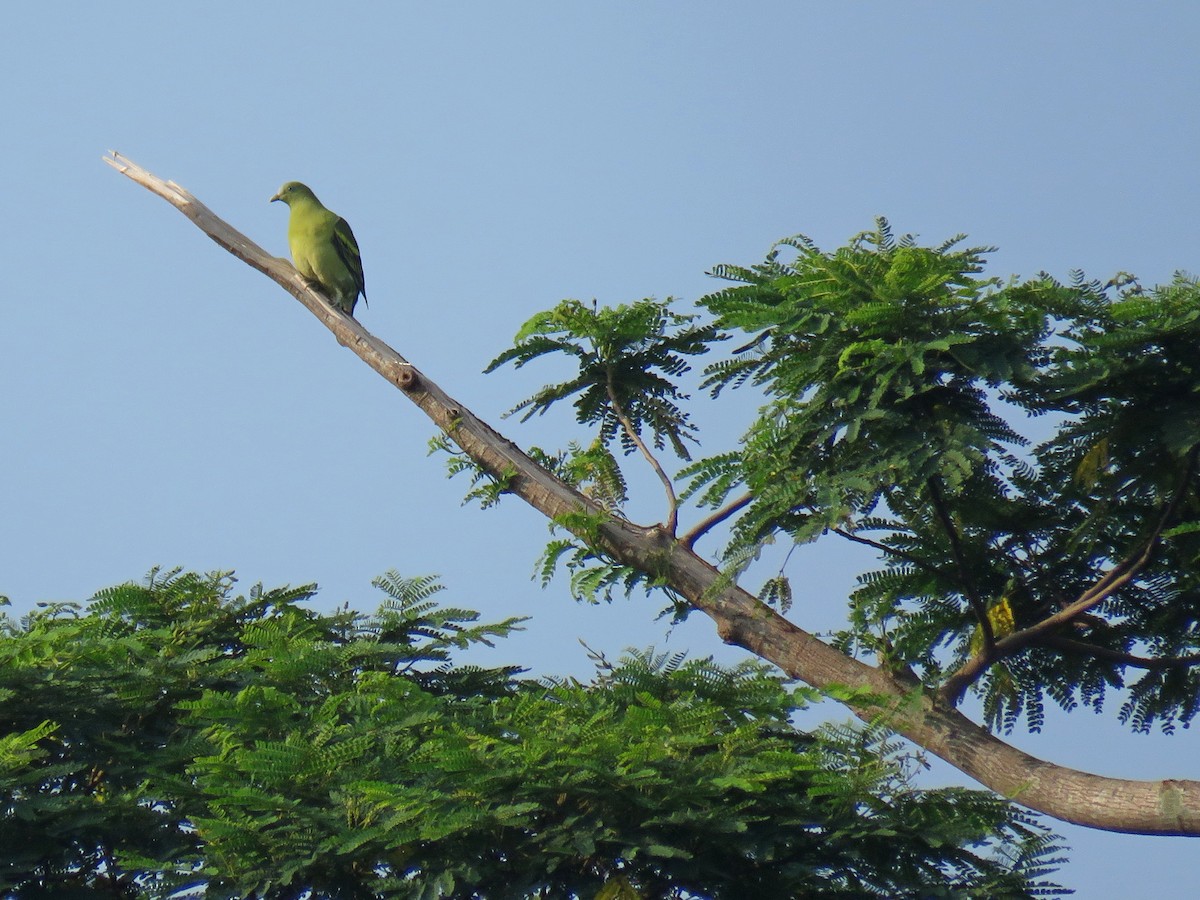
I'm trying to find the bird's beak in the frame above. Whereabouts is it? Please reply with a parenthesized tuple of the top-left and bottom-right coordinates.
(270, 192, 281, 203)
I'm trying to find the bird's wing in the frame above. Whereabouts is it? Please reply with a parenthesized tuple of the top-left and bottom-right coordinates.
(332, 217, 367, 306)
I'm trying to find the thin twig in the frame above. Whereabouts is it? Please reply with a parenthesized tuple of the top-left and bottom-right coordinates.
(605, 369, 679, 534)
(832, 527, 941, 574)
(928, 477, 994, 653)
(1038, 636, 1200, 670)
(680, 492, 752, 549)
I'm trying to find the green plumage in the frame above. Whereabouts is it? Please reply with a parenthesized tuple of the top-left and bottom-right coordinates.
(270, 181, 367, 315)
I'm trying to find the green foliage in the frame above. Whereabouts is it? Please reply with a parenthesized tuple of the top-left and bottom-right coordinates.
(700, 221, 1046, 545)
(702, 227, 1200, 732)
(486, 297, 720, 461)
(760, 574, 794, 614)
(557, 439, 630, 511)
(536, 535, 661, 605)
(0, 570, 1065, 897)
(428, 433, 516, 510)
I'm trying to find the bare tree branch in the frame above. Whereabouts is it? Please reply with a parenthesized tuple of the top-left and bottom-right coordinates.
(604, 370, 678, 534)
(680, 492, 752, 550)
(831, 526, 941, 574)
(1038, 636, 1200, 670)
(926, 480, 993, 676)
(928, 477, 995, 654)
(106, 151, 1200, 836)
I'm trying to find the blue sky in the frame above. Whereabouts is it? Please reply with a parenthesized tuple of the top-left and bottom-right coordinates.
(2, 2, 1198, 892)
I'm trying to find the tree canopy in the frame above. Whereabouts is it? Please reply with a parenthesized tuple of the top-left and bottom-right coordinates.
(0, 569, 1064, 897)
(487, 221, 1200, 739)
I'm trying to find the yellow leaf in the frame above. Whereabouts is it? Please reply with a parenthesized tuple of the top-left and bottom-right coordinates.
(1074, 438, 1110, 489)
(969, 595, 1016, 656)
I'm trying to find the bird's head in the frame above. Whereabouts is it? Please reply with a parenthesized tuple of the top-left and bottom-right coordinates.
(270, 181, 318, 206)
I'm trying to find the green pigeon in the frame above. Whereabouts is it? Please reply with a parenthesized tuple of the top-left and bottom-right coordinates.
(270, 182, 367, 315)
